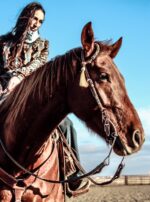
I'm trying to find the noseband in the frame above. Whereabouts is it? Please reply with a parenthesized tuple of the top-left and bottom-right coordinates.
(0, 43, 125, 199)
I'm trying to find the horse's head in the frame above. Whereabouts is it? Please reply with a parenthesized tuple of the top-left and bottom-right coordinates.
(68, 22, 144, 156)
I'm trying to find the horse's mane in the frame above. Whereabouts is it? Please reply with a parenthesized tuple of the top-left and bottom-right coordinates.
(0, 41, 110, 134)
(0, 47, 82, 127)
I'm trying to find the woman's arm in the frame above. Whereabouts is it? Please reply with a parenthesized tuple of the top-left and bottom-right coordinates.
(7, 40, 49, 91)
(16, 40, 49, 77)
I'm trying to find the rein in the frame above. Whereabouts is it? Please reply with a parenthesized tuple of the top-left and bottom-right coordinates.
(0, 130, 124, 186)
(0, 43, 125, 192)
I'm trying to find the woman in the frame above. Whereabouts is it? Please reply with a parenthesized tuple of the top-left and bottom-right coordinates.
(0, 2, 80, 190)
(0, 2, 49, 94)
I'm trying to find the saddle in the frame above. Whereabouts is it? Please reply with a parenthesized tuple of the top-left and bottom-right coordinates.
(57, 127, 90, 198)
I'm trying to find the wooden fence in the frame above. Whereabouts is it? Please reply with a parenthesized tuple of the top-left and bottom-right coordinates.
(92, 175, 150, 186)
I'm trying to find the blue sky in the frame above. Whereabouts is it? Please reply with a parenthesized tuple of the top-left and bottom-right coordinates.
(0, 0, 150, 176)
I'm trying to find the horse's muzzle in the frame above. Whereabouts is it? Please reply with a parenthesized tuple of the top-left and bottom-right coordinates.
(114, 129, 144, 156)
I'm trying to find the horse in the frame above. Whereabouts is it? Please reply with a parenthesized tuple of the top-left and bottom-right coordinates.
(0, 22, 144, 202)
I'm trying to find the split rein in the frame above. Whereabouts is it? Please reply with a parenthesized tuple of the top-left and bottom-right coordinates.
(0, 43, 125, 188)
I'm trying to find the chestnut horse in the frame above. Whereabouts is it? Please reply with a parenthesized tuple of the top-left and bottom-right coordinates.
(0, 22, 144, 201)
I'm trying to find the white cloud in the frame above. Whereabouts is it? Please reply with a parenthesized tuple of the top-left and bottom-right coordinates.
(79, 143, 108, 154)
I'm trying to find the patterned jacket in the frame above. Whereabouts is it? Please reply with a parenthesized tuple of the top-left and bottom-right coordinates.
(0, 37, 49, 77)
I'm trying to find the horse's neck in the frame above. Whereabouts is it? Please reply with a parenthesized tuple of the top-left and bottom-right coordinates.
(1, 49, 80, 166)
(20, 94, 68, 165)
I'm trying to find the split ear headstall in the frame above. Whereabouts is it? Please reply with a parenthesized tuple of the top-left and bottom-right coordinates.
(79, 43, 100, 88)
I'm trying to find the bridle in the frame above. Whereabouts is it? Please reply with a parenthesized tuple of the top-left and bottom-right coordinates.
(80, 43, 118, 143)
(77, 42, 125, 183)
(0, 43, 125, 199)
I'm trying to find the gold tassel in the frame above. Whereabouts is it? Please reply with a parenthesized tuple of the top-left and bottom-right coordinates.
(79, 66, 89, 87)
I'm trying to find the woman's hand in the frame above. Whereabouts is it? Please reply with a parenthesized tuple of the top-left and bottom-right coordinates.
(7, 76, 22, 92)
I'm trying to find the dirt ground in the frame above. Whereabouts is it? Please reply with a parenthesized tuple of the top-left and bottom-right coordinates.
(66, 185, 150, 202)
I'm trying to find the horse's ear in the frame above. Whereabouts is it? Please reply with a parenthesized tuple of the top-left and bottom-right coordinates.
(81, 22, 94, 56)
(109, 37, 123, 58)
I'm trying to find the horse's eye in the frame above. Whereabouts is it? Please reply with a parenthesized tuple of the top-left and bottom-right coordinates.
(99, 72, 109, 82)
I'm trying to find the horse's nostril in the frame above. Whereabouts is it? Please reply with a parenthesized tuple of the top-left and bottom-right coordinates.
(132, 130, 141, 147)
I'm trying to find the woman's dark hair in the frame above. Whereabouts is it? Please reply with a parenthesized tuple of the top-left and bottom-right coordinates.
(0, 2, 45, 60)
(13, 2, 45, 42)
